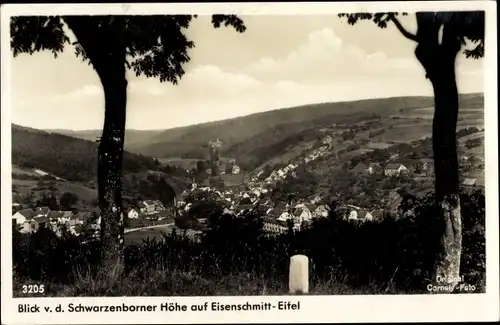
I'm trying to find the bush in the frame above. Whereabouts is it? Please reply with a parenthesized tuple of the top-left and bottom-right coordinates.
(12, 192, 485, 296)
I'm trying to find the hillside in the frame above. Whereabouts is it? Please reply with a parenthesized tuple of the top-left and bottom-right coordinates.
(38, 93, 483, 174)
(11, 124, 162, 183)
(126, 96, 433, 157)
(125, 93, 483, 166)
(44, 129, 165, 147)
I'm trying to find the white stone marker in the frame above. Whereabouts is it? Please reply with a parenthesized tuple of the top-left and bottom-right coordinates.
(289, 254, 309, 294)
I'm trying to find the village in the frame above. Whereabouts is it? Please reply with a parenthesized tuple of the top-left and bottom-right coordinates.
(12, 125, 485, 239)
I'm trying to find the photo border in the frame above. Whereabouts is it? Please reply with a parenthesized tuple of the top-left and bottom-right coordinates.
(1, 1, 498, 324)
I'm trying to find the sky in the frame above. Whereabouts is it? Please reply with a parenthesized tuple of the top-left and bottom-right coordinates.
(10, 14, 484, 130)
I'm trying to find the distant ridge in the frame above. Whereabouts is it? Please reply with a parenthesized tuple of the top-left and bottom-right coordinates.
(19, 93, 482, 167)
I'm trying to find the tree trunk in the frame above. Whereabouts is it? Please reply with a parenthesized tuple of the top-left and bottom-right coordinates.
(63, 17, 128, 277)
(415, 15, 463, 289)
(98, 68, 127, 276)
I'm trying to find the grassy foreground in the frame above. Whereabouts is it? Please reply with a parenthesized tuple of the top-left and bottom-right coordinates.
(12, 191, 485, 297)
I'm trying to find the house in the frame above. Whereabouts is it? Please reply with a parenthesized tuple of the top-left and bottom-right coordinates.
(384, 164, 408, 177)
(291, 204, 313, 224)
(22, 216, 49, 234)
(232, 165, 241, 175)
(47, 211, 63, 222)
(139, 200, 165, 215)
(314, 204, 330, 218)
(35, 206, 50, 217)
(21, 220, 39, 234)
(128, 208, 139, 219)
(61, 211, 73, 222)
(263, 219, 288, 234)
(462, 178, 477, 187)
(277, 211, 293, 222)
(13, 209, 36, 225)
(348, 210, 358, 220)
(69, 214, 84, 227)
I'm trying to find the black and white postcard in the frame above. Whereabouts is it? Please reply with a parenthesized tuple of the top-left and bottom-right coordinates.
(1, 1, 498, 324)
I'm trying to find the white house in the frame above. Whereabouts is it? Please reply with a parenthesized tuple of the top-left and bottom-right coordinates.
(314, 205, 330, 218)
(292, 204, 313, 224)
(277, 211, 293, 222)
(384, 164, 408, 177)
(128, 208, 139, 219)
(13, 209, 35, 225)
(348, 210, 357, 220)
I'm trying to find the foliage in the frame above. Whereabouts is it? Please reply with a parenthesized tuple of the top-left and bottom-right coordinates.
(338, 12, 484, 59)
(11, 15, 245, 83)
(36, 193, 59, 210)
(59, 192, 79, 210)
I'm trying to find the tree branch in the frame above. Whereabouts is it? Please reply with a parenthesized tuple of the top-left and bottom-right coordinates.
(389, 15, 419, 42)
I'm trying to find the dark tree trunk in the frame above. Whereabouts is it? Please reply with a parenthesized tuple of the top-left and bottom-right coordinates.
(415, 14, 463, 288)
(64, 17, 128, 276)
(97, 64, 127, 275)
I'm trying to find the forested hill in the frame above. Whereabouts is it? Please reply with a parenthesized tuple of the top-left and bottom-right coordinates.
(11, 124, 162, 183)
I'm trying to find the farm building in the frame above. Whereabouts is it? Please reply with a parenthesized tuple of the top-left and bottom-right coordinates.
(384, 164, 408, 177)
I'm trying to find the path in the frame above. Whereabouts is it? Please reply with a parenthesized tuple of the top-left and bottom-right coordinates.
(124, 223, 175, 234)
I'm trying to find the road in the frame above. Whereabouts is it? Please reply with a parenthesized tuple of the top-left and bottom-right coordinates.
(124, 223, 202, 243)
(124, 223, 175, 234)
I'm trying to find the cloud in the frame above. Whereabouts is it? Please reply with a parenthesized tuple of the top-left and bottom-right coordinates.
(11, 27, 484, 130)
(245, 27, 481, 84)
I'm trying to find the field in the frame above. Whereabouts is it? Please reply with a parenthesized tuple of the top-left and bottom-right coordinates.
(364, 142, 393, 150)
(157, 157, 200, 169)
(343, 148, 374, 159)
(373, 124, 432, 143)
(12, 165, 98, 208)
(458, 131, 485, 142)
